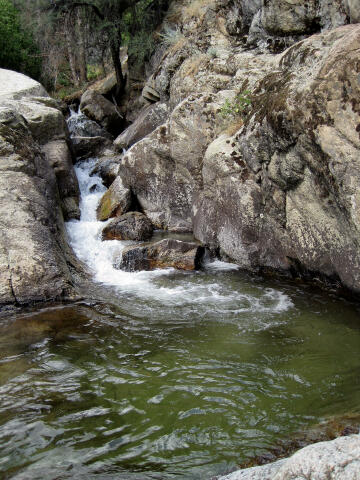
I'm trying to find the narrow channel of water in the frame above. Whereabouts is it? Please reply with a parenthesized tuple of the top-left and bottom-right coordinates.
(0, 157, 359, 480)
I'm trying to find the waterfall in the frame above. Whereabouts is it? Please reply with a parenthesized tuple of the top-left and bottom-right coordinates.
(65, 110, 292, 312)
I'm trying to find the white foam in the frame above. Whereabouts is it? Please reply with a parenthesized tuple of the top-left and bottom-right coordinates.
(204, 260, 240, 272)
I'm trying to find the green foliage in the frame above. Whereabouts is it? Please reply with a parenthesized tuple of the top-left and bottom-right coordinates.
(87, 64, 102, 81)
(0, 0, 41, 79)
(127, 0, 165, 73)
(220, 91, 252, 118)
(128, 29, 155, 67)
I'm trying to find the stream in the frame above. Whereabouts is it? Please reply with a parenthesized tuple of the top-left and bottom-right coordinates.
(0, 151, 360, 479)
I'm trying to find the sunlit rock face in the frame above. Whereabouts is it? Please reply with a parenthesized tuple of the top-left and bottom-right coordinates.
(0, 69, 80, 308)
(218, 433, 360, 480)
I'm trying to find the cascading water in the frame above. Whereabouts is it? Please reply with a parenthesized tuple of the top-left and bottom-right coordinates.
(65, 157, 292, 318)
(1, 110, 360, 480)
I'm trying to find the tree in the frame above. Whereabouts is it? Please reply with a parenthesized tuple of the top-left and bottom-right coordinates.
(50, 0, 135, 98)
(0, 0, 41, 79)
(50, 0, 169, 99)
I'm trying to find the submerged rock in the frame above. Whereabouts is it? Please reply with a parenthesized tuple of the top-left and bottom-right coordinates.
(118, 238, 205, 272)
(96, 176, 132, 221)
(102, 212, 153, 241)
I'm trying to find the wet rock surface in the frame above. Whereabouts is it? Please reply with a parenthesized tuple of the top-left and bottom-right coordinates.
(80, 89, 123, 136)
(41, 140, 80, 220)
(102, 211, 153, 241)
(118, 238, 205, 272)
(71, 135, 112, 159)
(91, 156, 120, 188)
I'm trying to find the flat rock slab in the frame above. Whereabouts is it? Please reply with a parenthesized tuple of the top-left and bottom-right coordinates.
(118, 238, 205, 272)
(102, 211, 153, 241)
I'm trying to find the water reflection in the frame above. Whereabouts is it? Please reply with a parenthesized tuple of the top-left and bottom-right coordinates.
(0, 280, 359, 479)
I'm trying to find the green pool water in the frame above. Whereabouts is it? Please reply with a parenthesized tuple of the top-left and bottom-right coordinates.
(0, 269, 359, 480)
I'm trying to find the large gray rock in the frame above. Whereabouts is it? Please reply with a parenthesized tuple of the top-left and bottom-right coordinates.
(120, 90, 236, 232)
(80, 89, 122, 136)
(120, 24, 360, 293)
(114, 102, 169, 151)
(218, 434, 360, 480)
(194, 25, 360, 291)
(0, 69, 81, 309)
(246, 0, 351, 51)
(42, 140, 80, 220)
(101, 211, 153, 241)
(118, 238, 205, 272)
(347, 0, 360, 22)
(0, 80, 82, 308)
(71, 135, 112, 159)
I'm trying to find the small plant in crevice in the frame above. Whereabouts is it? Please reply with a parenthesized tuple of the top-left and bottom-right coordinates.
(206, 46, 218, 58)
(220, 90, 252, 119)
(159, 25, 185, 47)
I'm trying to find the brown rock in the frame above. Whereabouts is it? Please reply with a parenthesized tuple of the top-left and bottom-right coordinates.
(118, 238, 205, 272)
(102, 212, 153, 241)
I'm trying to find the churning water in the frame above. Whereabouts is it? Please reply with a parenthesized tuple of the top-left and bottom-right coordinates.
(1, 155, 360, 480)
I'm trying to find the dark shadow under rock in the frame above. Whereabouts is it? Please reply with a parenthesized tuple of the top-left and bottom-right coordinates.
(71, 135, 112, 160)
(102, 212, 153, 241)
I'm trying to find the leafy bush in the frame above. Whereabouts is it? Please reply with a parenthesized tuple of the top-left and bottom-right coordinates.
(128, 29, 156, 71)
(220, 91, 252, 118)
(0, 0, 41, 79)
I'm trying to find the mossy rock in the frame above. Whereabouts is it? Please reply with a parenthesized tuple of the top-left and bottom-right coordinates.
(96, 176, 132, 221)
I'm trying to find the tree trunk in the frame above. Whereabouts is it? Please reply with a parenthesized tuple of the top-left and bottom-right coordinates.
(76, 7, 88, 84)
(65, 15, 80, 86)
(110, 32, 125, 100)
